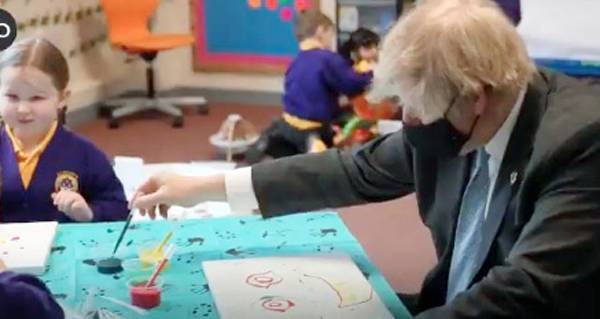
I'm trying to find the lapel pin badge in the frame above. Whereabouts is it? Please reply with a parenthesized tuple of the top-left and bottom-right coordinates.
(510, 172, 518, 185)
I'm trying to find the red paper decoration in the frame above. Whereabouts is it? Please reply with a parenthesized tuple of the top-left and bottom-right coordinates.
(266, 0, 278, 11)
(294, 0, 312, 12)
(280, 6, 294, 22)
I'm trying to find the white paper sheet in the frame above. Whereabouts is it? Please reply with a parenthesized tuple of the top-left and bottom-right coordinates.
(0, 221, 58, 275)
(203, 254, 394, 319)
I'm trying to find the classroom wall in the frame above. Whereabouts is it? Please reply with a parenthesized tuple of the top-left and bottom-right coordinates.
(1, 0, 144, 112)
(1, 0, 340, 113)
(152, 0, 337, 94)
(0, 0, 342, 112)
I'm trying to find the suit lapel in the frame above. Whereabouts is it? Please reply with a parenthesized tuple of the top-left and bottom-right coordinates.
(471, 76, 548, 278)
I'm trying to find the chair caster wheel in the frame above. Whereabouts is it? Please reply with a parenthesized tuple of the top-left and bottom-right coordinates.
(99, 105, 112, 118)
(108, 117, 120, 129)
(198, 105, 209, 115)
(172, 116, 184, 128)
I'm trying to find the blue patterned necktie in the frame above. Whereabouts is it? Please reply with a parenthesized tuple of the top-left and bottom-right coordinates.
(446, 148, 491, 302)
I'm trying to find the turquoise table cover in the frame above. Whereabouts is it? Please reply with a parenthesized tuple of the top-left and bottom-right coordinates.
(41, 212, 412, 318)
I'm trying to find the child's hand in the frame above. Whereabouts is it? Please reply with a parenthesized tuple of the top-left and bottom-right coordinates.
(52, 190, 93, 222)
(0, 259, 6, 272)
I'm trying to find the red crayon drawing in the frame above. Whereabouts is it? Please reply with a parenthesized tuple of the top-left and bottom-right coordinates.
(260, 296, 296, 312)
(246, 270, 283, 289)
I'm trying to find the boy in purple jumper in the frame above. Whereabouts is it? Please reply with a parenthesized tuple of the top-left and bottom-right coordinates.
(246, 10, 372, 162)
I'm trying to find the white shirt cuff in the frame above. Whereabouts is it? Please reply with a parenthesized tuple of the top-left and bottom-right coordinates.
(224, 167, 261, 216)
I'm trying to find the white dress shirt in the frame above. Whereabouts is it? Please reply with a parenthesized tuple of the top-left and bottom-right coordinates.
(482, 88, 525, 218)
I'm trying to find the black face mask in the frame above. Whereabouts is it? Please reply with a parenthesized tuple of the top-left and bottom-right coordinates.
(403, 99, 479, 158)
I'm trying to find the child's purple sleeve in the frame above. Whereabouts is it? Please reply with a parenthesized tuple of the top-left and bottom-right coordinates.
(322, 54, 373, 96)
(83, 145, 129, 222)
(0, 271, 64, 319)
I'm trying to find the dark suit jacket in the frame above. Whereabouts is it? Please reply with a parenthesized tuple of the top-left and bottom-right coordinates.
(251, 69, 600, 318)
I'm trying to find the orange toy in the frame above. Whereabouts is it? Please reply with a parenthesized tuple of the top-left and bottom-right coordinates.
(351, 95, 396, 120)
(337, 96, 397, 146)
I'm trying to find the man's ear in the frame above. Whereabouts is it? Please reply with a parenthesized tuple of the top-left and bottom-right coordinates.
(473, 86, 491, 116)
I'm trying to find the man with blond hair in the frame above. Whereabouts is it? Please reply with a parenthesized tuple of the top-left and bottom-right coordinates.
(132, 0, 600, 317)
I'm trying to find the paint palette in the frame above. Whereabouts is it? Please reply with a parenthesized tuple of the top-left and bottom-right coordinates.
(203, 254, 394, 319)
(0, 221, 58, 274)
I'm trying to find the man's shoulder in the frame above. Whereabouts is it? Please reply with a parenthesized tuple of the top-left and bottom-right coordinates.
(533, 70, 600, 163)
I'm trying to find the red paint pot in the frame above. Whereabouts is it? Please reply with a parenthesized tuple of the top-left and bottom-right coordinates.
(127, 276, 163, 309)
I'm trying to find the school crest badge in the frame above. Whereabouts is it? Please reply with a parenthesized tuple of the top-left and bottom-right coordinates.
(55, 171, 79, 192)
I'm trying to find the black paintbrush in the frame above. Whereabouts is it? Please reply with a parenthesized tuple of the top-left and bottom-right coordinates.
(111, 211, 134, 257)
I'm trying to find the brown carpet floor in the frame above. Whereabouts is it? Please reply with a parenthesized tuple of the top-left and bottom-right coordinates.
(74, 103, 437, 294)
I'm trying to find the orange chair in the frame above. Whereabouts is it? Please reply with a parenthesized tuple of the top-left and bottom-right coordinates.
(100, 0, 207, 128)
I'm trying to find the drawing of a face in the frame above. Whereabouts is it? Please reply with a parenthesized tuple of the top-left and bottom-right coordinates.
(260, 296, 295, 313)
(204, 256, 394, 319)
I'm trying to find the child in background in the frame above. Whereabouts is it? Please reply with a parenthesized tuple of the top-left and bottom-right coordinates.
(246, 10, 372, 163)
(0, 259, 64, 319)
(339, 27, 380, 74)
(0, 38, 129, 223)
(335, 28, 398, 146)
(336, 27, 381, 113)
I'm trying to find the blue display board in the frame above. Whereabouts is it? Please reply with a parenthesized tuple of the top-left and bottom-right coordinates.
(193, 0, 319, 73)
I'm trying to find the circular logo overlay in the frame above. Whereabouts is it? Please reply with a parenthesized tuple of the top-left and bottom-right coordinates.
(0, 9, 17, 51)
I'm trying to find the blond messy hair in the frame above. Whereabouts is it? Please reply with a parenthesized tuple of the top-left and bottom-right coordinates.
(368, 0, 535, 124)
